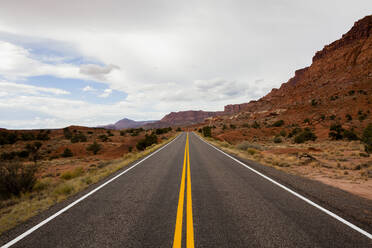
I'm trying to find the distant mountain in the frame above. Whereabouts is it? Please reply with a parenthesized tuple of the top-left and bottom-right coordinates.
(101, 118, 157, 130)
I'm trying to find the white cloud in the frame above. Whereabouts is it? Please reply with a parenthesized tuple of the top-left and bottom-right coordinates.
(99, 88, 113, 98)
(0, 41, 119, 83)
(0, 1, 371, 128)
(82, 85, 96, 92)
(0, 81, 70, 95)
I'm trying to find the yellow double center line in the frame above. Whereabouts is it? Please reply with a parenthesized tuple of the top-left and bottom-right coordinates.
(173, 133, 195, 248)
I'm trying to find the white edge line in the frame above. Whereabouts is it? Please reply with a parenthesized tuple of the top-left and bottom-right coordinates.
(194, 133, 372, 240)
(1, 134, 181, 248)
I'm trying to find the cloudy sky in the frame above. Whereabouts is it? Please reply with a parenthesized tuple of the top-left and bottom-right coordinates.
(0, 1, 371, 129)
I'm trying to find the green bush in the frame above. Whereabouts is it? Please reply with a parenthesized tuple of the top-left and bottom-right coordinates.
(362, 124, 372, 153)
(0, 132, 18, 145)
(202, 126, 212, 137)
(242, 123, 250, 128)
(60, 167, 84, 180)
(71, 132, 87, 143)
(311, 99, 318, 106)
(0, 162, 37, 198)
(222, 124, 227, 130)
(176, 127, 182, 132)
(343, 129, 359, 141)
(303, 118, 310, 124)
(288, 127, 302, 138)
(21, 132, 35, 141)
(272, 120, 284, 127)
(120, 131, 126, 136)
(294, 128, 317, 143)
(230, 124, 236, 129)
(61, 148, 73, 158)
(107, 130, 114, 136)
(279, 130, 287, 137)
(136, 134, 158, 150)
(86, 141, 102, 155)
(345, 114, 352, 121)
(63, 127, 72, 139)
(98, 134, 109, 142)
(36, 131, 50, 141)
(273, 136, 282, 143)
(329, 124, 344, 140)
(155, 127, 172, 135)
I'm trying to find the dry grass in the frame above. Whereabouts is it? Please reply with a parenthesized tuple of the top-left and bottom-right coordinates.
(0, 134, 178, 235)
(196, 132, 372, 200)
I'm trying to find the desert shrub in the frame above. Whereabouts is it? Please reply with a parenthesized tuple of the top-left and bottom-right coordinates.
(330, 95, 338, 101)
(71, 132, 87, 143)
(222, 124, 227, 130)
(128, 146, 133, 152)
(86, 141, 102, 155)
(0, 132, 18, 145)
(136, 134, 158, 150)
(320, 114, 326, 120)
(61, 148, 73, 158)
(303, 118, 310, 124)
(358, 90, 367, 95)
(54, 184, 74, 196)
(279, 130, 287, 137)
(358, 111, 367, 122)
(17, 150, 29, 158)
(348, 90, 355, 96)
(176, 127, 182, 132)
(272, 120, 284, 127)
(343, 129, 359, 141)
(330, 115, 336, 120)
(60, 167, 84, 180)
(202, 126, 212, 137)
(236, 141, 251, 150)
(311, 99, 318, 106)
(0, 162, 37, 198)
(21, 132, 35, 141)
(0, 152, 17, 160)
(120, 131, 126, 136)
(288, 127, 302, 138)
(294, 128, 317, 143)
(230, 124, 236, 129)
(25, 142, 42, 164)
(155, 127, 172, 135)
(242, 123, 250, 128)
(345, 114, 352, 121)
(36, 130, 50, 141)
(198, 128, 202, 133)
(63, 127, 72, 139)
(107, 130, 114, 136)
(98, 134, 109, 142)
(362, 124, 372, 154)
(329, 124, 344, 140)
(252, 121, 260, 129)
(273, 136, 282, 143)
(87, 131, 93, 134)
(247, 148, 257, 155)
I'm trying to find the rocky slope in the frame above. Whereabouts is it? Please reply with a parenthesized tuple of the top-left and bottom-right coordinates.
(215, 15, 372, 139)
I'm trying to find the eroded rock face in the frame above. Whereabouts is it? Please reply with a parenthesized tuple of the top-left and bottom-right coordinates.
(221, 15, 372, 133)
(159, 110, 223, 126)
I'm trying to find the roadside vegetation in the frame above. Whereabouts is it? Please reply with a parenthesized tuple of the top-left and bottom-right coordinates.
(0, 127, 178, 235)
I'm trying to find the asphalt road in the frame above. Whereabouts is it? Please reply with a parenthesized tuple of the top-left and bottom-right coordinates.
(1, 132, 371, 247)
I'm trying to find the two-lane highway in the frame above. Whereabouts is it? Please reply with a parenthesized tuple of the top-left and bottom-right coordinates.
(1, 132, 371, 247)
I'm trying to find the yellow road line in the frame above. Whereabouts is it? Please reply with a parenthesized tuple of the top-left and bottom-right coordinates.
(172, 134, 187, 248)
(173, 133, 195, 248)
(186, 134, 195, 248)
